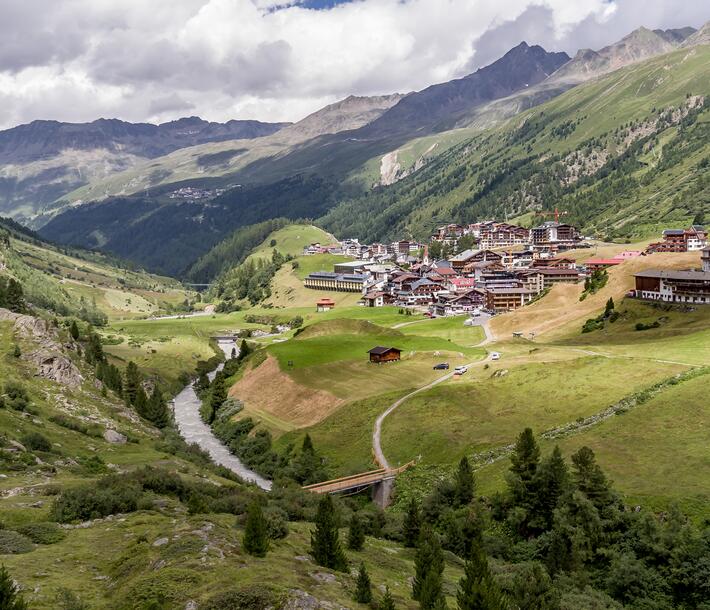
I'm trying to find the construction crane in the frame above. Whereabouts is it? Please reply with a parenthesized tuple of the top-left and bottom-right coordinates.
(534, 207, 568, 224)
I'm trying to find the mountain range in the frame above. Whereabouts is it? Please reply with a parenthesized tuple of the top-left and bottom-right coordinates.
(0, 23, 708, 276)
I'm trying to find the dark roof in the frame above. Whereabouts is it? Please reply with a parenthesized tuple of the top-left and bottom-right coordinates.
(367, 346, 401, 355)
(634, 269, 710, 281)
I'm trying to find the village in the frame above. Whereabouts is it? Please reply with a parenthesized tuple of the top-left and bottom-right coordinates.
(301, 220, 710, 316)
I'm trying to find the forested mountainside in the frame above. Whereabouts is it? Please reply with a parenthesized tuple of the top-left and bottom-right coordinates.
(321, 44, 710, 243)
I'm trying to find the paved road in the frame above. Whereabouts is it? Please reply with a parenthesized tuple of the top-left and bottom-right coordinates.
(172, 339, 272, 491)
(372, 318, 493, 470)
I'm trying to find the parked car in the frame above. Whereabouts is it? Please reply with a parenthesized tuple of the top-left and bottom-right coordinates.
(454, 365, 468, 374)
(490, 352, 501, 361)
(433, 362, 450, 370)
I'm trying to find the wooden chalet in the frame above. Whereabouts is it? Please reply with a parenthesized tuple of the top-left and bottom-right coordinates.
(368, 346, 402, 363)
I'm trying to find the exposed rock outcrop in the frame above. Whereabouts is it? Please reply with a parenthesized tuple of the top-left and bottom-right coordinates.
(0, 308, 83, 387)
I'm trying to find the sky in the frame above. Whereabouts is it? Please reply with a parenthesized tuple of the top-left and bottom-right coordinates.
(0, 0, 708, 129)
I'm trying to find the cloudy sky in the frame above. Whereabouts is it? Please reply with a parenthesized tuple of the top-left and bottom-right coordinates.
(0, 0, 708, 129)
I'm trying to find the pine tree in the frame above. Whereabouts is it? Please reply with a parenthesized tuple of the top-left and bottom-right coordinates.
(348, 514, 365, 551)
(146, 388, 169, 428)
(454, 456, 475, 506)
(419, 568, 447, 609)
(531, 445, 570, 531)
(604, 297, 615, 316)
(230, 347, 237, 359)
(571, 446, 613, 510)
(243, 502, 269, 557)
(134, 386, 148, 418)
(194, 372, 210, 394)
(379, 586, 396, 610)
(310, 494, 348, 571)
(209, 371, 228, 423)
(0, 565, 28, 610)
(239, 339, 251, 360)
(124, 361, 141, 405)
(69, 320, 80, 341)
(508, 428, 540, 507)
(456, 540, 507, 610)
(403, 498, 421, 548)
(354, 563, 373, 604)
(5, 279, 25, 313)
(412, 525, 443, 601)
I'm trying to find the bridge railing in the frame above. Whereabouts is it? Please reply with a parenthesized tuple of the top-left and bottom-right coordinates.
(302, 460, 416, 494)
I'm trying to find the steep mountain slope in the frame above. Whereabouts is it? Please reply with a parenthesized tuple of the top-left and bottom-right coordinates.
(321, 43, 710, 242)
(0, 116, 288, 222)
(0, 216, 188, 322)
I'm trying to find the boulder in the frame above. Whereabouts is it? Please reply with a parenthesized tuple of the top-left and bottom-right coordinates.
(103, 429, 127, 444)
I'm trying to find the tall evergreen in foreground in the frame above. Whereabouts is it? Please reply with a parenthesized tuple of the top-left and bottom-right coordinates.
(208, 370, 228, 423)
(348, 513, 365, 551)
(379, 586, 396, 610)
(403, 498, 421, 548)
(412, 525, 444, 601)
(454, 456, 475, 506)
(354, 563, 373, 604)
(456, 539, 507, 610)
(146, 387, 169, 428)
(310, 494, 348, 571)
(0, 565, 28, 610)
(243, 502, 269, 557)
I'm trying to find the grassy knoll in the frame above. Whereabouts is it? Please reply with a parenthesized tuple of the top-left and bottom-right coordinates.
(398, 315, 485, 345)
(379, 356, 688, 467)
(246, 224, 335, 262)
(474, 372, 710, 519)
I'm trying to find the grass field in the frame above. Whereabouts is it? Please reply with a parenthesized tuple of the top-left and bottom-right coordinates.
(474, 371, 710, 519)
(247, 225, 336, 262)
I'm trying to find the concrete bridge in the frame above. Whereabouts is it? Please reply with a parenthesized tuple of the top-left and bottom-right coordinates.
(302, 461, 415, 507)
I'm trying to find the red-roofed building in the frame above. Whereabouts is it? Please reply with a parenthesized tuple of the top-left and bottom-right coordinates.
(585, 259, 623, 271)
(450, 277, 477, 292)
(316, 298, 336, 312)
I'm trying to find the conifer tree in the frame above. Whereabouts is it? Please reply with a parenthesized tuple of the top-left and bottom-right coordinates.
(419, 568, 447, 609)
(123, 361, 141, 405)
(243, 502, 269, 557)
(604, 297, 615, 316)
(0, 565, 28, 609)
(403, 498, 421, 548)
(194, 372, 210, 394)
(146, 387, 169, 428)
(230, 347, 237, 359)
(354, 563, 373, 604)
(310, 494, 348, 571)
(5, 279, 25, 313)
(69, 320, 80, 340)
(456, 540, 507, 610)
(531, 445, 570, 531)
(379, 586, 396, 610)
(571, 446, 613, 510)
(348, 514, 365, 551)
(454, 456, 475, 506)
(209, 370, 228, 423)
(508, 428, 540, 507)
(412, 525, 443, 601)
(134, 386, 148, 418)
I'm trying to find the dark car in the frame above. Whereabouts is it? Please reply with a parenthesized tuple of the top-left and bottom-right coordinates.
(433, 362, 450, 370)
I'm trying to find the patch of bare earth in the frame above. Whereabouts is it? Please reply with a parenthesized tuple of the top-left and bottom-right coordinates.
(229, 355, 343, 428)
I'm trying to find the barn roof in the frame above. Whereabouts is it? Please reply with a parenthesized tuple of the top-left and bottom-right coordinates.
(367, 346, 401, 355)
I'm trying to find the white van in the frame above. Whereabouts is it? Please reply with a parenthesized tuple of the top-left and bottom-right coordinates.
(454, 365, 468, 375)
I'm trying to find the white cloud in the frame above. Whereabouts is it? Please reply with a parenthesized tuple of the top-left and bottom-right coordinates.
(0, 0, 707, 128)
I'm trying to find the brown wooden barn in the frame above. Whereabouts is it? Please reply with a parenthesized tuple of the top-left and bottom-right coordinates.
(367, 346, 402, 363)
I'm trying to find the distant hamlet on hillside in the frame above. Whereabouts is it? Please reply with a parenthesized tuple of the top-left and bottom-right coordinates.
(301, 221, 710, 315)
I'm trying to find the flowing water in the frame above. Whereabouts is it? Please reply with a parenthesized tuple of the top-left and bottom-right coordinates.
(172, 338, 272, 491)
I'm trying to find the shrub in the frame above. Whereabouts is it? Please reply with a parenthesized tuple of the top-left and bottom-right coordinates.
(49, 414, 102, 437)
(203, 585, 277, 610)
(17, 521, 66, 544)
(0, 529, 34, 553)
(50, 480, 142, 523)
(21, 431, 52, 452)
(263, 505, 289, 540)
(3, 382, 30, 411)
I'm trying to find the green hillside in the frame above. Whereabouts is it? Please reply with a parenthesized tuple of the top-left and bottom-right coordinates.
(322, 44, 710, 242)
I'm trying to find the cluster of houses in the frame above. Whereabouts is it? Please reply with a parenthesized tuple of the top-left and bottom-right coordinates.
(432, 220, 584, 249)
(646, 225, 708, 253)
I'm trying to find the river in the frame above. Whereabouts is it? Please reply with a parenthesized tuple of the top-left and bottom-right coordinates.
(172, 338, 272, 491)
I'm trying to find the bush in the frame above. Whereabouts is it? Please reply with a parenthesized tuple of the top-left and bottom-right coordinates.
(21, 431, 52, 452)
(3, 382, 30, 411)
(0, 529, 34, 553)
(203, 585, 277, 610)
(16, 521, 66, 544)
(49, 414, 102, 437)
(263, 505, 289, 540)
(50, 480, 142, 523)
